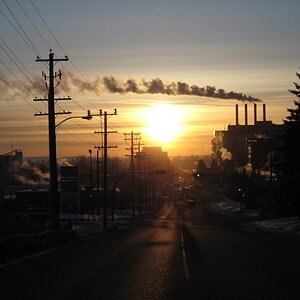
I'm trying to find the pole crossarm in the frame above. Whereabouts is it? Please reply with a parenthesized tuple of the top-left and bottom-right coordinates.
(34, 97, 71, 102)
(94, 145, 118, 149)
(94, 130, 117, 134)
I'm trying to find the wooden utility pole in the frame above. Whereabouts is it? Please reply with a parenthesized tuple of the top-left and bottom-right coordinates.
(34, 50, 70, 229)
(94, 109, 117, 228)
(124, 131, 141, 217)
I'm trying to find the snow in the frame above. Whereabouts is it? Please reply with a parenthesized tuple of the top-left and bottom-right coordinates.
(212, 199, 300, 239)
(254, 217, 300, 235)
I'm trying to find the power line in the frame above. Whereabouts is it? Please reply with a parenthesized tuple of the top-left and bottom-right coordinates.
(15, 0, 51, 50)
(0, 56, 39, 100)
(28, 0, 133, 128)
(0, 40, 47, 98)
(29, 0, 65, 56)
(0, 73, 39, 111)
(29, 0, 98, 111)
(0, 6, 39, 57)
(2, 0, 42, 57)
(59, 128, 95, 146)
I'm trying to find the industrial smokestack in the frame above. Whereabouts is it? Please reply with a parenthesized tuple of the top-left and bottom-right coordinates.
(263, 103, 266, 121)
(235, 104, 239, 125)
(245, 103, 248, 125)
(254, 103, 257, 124)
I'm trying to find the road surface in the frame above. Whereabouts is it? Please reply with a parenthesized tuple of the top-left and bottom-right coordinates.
(1, 198, 299, 299)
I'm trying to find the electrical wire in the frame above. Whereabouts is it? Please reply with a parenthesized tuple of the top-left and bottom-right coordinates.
(0, 6, 39, 57)
(0, 73, 40, 111)
(28, 0, 133, 130)
(59, 128, 95, 146)
(2, 0, 42, 57)
(0, 39, 47, 96)
(15, 0, 52, 51)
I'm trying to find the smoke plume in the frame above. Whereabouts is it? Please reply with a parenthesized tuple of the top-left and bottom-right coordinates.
(1, 70, 261, 102)
(60, 72, 261, 102)
(99, 76, 261, 102)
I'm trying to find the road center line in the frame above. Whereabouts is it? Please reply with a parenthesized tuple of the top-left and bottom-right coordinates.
(180, 219, 191, 280)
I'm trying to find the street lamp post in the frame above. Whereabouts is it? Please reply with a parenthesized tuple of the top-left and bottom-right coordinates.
(53, 111, 95, 225)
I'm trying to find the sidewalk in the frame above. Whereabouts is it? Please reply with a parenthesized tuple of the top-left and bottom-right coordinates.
(208, 198, 300, 241)
(61, 209, 139, 239)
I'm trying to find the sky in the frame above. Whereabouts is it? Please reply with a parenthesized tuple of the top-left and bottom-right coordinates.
(0, 0, 299, 158)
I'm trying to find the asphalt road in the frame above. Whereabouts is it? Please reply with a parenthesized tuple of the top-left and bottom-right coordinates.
(1, 198, 299, 300)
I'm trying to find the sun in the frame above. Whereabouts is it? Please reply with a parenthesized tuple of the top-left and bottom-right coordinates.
(143, 103, 184, 143)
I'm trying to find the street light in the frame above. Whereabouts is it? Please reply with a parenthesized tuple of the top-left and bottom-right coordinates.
(55, 110, 94, 130)
(51, 110, 95, 228)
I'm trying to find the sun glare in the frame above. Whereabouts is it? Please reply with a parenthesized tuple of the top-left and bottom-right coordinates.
(143, 103, 184, 143)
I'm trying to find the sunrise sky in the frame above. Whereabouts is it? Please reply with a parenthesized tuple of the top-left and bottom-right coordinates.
(1, 0, 299, 158)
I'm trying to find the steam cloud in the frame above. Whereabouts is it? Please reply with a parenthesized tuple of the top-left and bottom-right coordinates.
(0, 71, 47, 100)
(219, 147, 232, 161)
(12, 160, 50, 185)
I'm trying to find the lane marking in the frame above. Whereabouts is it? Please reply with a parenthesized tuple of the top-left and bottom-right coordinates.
(180, 219, 191, 280)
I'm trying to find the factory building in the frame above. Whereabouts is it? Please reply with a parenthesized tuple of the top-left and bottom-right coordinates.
(211, 104, 284, 169)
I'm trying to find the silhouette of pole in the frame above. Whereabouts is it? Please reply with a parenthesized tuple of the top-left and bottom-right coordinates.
(94, 109, 117, 227)
(130, 131, 135, 217)
(48, 52, 59, 228)
(103, 112, 108, 227)
(138, 142, 142, 215)
(96, 149, 100, 215)
(35, 51, 70, 229)
(124, 131, 140, 217)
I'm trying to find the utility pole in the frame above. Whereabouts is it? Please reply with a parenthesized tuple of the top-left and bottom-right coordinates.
(137, 142, 145, 215)
(94, 109, 117, 228)
(124, 131, 141, 217)
(143, 154, 148, 208)
(34, 50, 70, 230)
(148, 156, 152, 207)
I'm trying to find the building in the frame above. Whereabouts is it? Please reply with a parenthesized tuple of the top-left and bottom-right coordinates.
(140, 146, 171, 172)
(211, 104, 284, 169)
(0, 149, 23, 186)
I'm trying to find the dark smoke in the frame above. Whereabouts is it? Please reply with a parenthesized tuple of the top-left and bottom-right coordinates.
(0, 70, 261, 102)
(101, 76, 261, 102)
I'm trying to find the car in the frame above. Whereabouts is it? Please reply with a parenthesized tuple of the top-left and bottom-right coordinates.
(187, 199, 196, 208)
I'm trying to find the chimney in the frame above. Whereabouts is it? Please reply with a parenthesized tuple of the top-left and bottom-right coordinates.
(235, 104, 239, 125)
(263, 103, 266, 121)
(245, 103, 248, 125)
(254, 103, 257, 124)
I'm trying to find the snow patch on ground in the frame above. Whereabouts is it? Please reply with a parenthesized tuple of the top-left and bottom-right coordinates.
(214, 199, 300, 238)
(254, 217, 300, 234)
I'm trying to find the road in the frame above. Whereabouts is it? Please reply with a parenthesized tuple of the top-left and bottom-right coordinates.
(1, 198, 299, 300)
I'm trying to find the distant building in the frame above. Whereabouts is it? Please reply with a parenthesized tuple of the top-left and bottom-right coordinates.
(0, 149, 23, 186)
(211, 104, 284, 168)
(0, 149, 23, 202)
(140, 146, 171, 172)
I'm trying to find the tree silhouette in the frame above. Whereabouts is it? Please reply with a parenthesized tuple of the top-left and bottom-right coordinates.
(279, 72, 300, 216)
